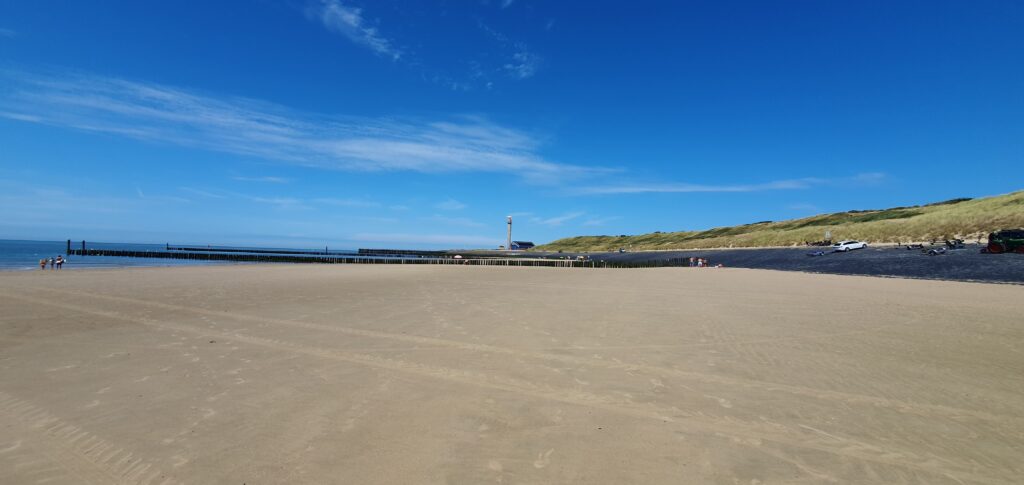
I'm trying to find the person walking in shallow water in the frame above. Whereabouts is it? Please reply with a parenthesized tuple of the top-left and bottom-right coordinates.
(39, 258, 47, 270)
(56, 255, 64, 270)
(49, 257, 55, 270)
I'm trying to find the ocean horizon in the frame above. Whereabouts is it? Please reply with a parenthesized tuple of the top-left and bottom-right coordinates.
(0, 239, 363, 271)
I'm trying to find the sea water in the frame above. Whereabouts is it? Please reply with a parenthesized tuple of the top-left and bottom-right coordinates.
(0, 240, 239, 271)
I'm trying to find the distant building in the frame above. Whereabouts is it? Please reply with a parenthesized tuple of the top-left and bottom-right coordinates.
(510, 241, 535, 250)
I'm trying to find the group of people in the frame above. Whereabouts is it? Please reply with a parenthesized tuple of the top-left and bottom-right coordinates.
(39, 255, 65, 270)
(688, 257, 710, 267)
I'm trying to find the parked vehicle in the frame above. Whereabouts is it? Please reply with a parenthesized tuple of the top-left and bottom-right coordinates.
(832, 240, 868, 252)
(986, 229, 1024, 254)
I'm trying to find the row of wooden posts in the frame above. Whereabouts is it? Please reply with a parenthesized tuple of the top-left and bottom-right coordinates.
(66, 241, 697, 269)
(66, 248, 614, 267)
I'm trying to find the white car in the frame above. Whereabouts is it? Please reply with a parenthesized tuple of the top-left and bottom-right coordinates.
(833, 240, 867, 252)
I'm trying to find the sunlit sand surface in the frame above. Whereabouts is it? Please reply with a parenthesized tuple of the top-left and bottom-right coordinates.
(1, 265, 1021, 484)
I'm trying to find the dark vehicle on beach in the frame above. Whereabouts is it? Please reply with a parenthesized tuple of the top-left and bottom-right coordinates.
(944, 239, 965, 249)
(510, 241, 535, 250)
(986, 229, 1024, 254)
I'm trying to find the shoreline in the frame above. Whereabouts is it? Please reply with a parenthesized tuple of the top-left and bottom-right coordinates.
(6, 259, 1022, 287)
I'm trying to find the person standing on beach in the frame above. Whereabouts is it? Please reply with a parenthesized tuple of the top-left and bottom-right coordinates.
(56, 255, 64, 270)
(40, 258, 47, 270)
(49, 257, 55, 270)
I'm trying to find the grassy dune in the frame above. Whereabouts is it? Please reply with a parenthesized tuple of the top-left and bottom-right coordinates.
(538, 190, 1024, 251)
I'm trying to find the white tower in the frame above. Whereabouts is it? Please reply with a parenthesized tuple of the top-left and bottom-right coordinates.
(507, 216, 513, 250)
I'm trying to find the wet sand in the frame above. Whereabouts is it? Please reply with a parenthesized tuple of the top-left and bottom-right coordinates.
(1, 265, 1022, 484)
(546, 245, 1024, 284)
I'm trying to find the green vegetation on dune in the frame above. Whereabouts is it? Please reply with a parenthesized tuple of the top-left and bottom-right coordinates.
(537, 191, 1024, 251)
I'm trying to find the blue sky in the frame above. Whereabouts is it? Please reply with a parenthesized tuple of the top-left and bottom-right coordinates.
(1, 1, 1021, 248)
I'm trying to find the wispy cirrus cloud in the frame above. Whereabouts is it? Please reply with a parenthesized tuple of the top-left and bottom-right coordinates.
(136, 186, 191, 204)
(570, 173, 886, 195)
(531, 211, 585, 226)
(504, 50, 541, 80)
(305, 2, 541, 88)
(0, 180, 180, 228)
(247, 196, 308, 210)
(0, 70, 595, 183)
(179, 187, 227, 199)
(350, 232, 499, 247)
(309, 0, 402, 60)
(479, 23, 543, 80)
(582, 216, 621, 226)
(313, 197, 381, 208)
(421, 214, 486, 228)
(434, 198, 466, 211)
(178, 186, 383, 210)
(787, 203, 821, 213)
(0, 28, 16, 38)
(233, 176, 290, 184)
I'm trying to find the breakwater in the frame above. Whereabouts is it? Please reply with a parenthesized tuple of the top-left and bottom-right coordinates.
(357, 248, 450, 257)
(65, 248, 623, 267)
(63, 241, 703, 269)
(166, 245, 346, 256)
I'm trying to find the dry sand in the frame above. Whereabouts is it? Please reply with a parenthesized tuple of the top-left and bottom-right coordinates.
(0, 265, 1022, 484)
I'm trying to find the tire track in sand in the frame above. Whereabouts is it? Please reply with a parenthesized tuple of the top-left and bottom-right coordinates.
(1, 290, 1013, 485)
(21, 285, 1019, 428)
(0, 392, 179, 485)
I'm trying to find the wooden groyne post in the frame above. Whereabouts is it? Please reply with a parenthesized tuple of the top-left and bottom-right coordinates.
(66, 240, 698, 269)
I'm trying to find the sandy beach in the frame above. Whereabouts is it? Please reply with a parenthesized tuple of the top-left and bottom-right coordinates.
(1, 265, 1022, 484)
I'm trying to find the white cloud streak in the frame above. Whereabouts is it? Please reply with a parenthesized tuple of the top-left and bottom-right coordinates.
(350, 232, 499, 247)
(582, 216, 621, 226)
(313, 197, 381, 208)
(434, 198, 466, 211)
(0, 28, 15, 38)
(571, 173, 886, 195)
(247, 196, 308, 210)
(0, 70, 594, 183)
(504, 49, 541, 79)
(177, 186, 382, 210)
(0, 181, 171, 228)
(310, 0, 401, 60)
(479, 23, 543, 80)
(787, 203, 821, 212)
(531, 211, 585, 226)
(233, 176, 290, 184)
(179, 187, 228, 199)
(421, 215, 486, 228)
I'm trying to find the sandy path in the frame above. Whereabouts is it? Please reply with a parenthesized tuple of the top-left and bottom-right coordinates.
(0, 265, 1022, 484)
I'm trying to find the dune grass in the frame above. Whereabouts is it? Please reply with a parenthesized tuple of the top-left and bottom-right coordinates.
(537, 191, 1024, 251)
